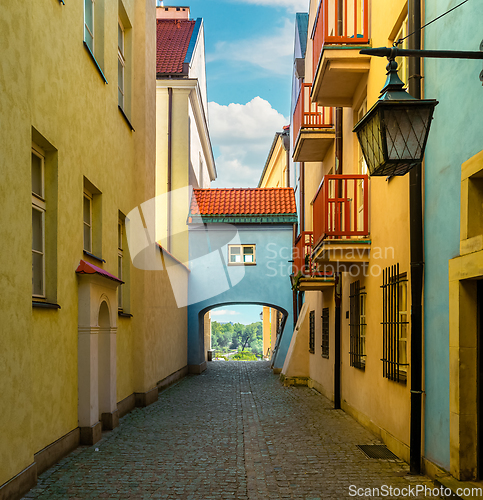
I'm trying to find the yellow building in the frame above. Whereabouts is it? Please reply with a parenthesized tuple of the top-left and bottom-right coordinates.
(0, 2, 191, 498)
(283, 0, 415, 463)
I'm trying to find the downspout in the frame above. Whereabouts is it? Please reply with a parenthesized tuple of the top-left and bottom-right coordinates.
(408, 0, 423, 475)
(167, 87, 173, 253)
(334, 107, 343, 409)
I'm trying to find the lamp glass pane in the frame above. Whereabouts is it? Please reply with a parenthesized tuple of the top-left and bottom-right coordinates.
(384, 106, 432, 161)
(356, 110, 385, 175)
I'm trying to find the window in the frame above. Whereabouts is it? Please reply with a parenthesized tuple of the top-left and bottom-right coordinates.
(118, 19, 125, 109)
(350, 280, 366, 369)
(32, 146, 46, 297)
(321, 307, 329, 358)
(84, 0, 95, 52)
(83, 178, 102, 259)
(228, 245, 256, 265)
(394, 17, 409, 87)
(83, 191, 93, 253)
(309, 310, 315, 354)
(382, 265, 409, 382)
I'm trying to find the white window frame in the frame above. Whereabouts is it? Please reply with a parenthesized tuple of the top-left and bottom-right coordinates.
(228, 244, 256, 266)
(83, 190, 93, 253)
(394, 17, 409, 87)
(118, 18, 125, 109)
(84, 0, 95, 53)
(32, 145, 46, 298)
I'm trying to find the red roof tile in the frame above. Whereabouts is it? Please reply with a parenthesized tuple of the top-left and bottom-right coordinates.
(76, 260, 123, 283)
(190, 188, 297, 216)
(156, 19, 195, 74)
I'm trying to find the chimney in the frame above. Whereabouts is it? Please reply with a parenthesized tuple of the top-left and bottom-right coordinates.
(156, 4, 190, 20)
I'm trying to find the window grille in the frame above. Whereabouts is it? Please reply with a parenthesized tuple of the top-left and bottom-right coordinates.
(309, 310, 315, 354)
(350, 280, 366, 369)
(321, 307, 329, 358)
(381, 264, 409, 383)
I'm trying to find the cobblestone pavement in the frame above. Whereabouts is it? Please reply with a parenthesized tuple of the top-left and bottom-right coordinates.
(23, 361, 440, 500)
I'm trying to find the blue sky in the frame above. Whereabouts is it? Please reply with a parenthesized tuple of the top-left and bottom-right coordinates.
(183, 0, 310, 188)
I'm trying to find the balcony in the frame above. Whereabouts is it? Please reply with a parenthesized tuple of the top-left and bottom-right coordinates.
(311, 0, 371, 107)
(291, 231, 335, 292)
(311, 174, 371, 265)
(292, 83, 335, 162)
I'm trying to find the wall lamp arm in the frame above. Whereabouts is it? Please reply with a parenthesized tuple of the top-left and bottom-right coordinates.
(360, 46, 483, 60)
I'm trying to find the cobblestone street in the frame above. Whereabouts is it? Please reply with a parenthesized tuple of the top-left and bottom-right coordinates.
(23, 362, 438, 500)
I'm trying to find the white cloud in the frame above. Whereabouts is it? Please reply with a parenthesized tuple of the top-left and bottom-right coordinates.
(209, 97, 288, 187)
(233, 0, 309, 14)
(211, 309, 241, 316)
(207, 18, 294, 75)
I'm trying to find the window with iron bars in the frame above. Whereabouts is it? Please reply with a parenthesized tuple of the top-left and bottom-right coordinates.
(309, 310, 315, 354)
(321, 307, 329, 358)
(381, 265, 409, 383)
(350, 280, 366, 369)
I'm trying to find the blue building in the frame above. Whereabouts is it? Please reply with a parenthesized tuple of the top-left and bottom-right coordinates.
(423, 0, 483, 482)
(187, 188, 297, 373)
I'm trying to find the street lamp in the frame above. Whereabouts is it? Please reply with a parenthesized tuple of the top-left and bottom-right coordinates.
(353, 58, 438, 177)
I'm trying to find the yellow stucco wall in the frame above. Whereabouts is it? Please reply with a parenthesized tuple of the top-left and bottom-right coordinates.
(0, 0, 191, 488)
(259, 134, 288, 188)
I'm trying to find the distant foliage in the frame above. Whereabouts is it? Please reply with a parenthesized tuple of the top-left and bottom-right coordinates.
(211, 321, 263, 357)
(232, 351, 258, 361)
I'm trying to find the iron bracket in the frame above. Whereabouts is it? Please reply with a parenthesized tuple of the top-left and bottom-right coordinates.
(480, 40, 483, 84)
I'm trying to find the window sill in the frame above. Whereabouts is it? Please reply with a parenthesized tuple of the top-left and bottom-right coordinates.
(228, 263, 257, 266)
(83, 41, 108, 84)
(118, 106, 135, 131)
(118, 311, 133, 318)
(32, 301, 61, 310)
(83, 250, 106, 263)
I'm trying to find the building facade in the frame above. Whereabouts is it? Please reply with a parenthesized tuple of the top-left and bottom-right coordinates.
(155, 6, 216, 263)
(423, 0, 483, 482)
(187, 188, 297, 372)
(283, 0, 415, 464)
(0, 2, 194, 498)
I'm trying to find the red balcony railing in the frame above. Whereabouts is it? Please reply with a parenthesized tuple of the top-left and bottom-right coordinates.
(293, 231, 331, 277)
(312, 174, 369, 244)
(312, 0, 369, 78)
(293, 83, 333, 148)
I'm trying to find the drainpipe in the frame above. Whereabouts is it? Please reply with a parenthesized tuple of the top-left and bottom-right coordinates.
(167, 87, 173, 253)
(408, 0, 423, 475)
(334, 107, 343, 409)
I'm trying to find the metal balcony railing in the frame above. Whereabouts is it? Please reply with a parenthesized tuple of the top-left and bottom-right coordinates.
(312, 0, 369, 79)
(312, 174, 369, 244)
(293, 83, 334, 149)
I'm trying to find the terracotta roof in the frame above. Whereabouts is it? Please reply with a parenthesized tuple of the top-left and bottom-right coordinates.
(156, 19, 196, 74)
(190, 188, 297, 216)
(76, 260, 123, 283)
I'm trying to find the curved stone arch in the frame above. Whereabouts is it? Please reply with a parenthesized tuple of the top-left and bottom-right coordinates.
(189, 299, 291, 374)
(98, 293, 117, 329)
